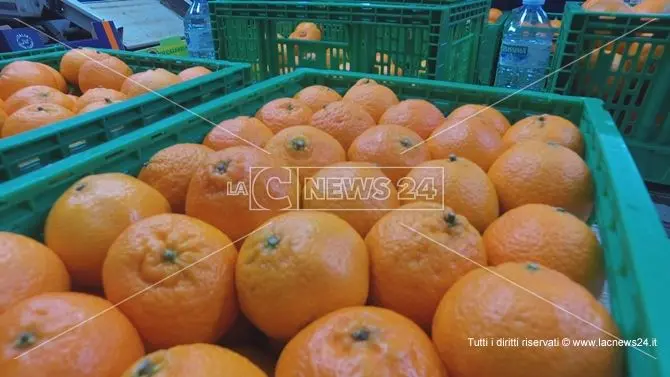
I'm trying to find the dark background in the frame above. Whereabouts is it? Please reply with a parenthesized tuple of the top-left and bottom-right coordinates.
(491, 0, 568, 13)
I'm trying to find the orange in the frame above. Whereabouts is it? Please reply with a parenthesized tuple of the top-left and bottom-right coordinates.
(255, 97, 314, 134)
(66, 94, 78, 103)
(483, 203, 604, 296)
(138, 143, 213, 213)
(36, 63, 68, 93)
(44, 173, 171, 288)
(366, 201, 486, 331)
(0, 232, 70, 313)
(236, 211, 369, 340)
(503, 114, 585, 156)
(488, 140, 594, 220)
(427, 116, 506, 171)
(78, 99, 122, 114)
(310, 100, 376, 149)
(120, 343, 268, 377)
(227, 344, 277, 377)
(2, 103, 74, 138)
(583, 0, 633, 11)
(302, 162, 400, 236)
(0, 292, 144, 377)
(185, 146, 298, 241)
(178, 66, 213, 81)
(634, 0, 670, 12)
(0, 108, 6, 135)
(103, 214, 238, 350)
(74, 88, 126, 112)
(59, 48, 110, 84)
(378, 99, 445, 139)
(290, 22, 322, 40)
(263, 125, 346, 179)
(432, 262, 622, 377)
(347, 124, 430, 184)
(342, 79, 399, 122)
(121, 68, 181, 97)
(0, 61, 60, 100)
(446, 104, 511, 135)
(489, 8, 503, 22)
(78, 56, 133, 92)
(3, 85, 75, 115)
(276, 306, 446, 377)
(403, 155, 499, 233)
(293, 85, 342, 112)
(202, 116, 274, 151)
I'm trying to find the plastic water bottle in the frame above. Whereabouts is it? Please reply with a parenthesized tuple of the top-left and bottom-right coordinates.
(494, 0, 553, 91)
(184, 0, 216, 59)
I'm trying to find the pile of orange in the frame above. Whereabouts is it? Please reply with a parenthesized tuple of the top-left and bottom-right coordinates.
(1, 77, 623, 377)
(0, 48, 214, 138)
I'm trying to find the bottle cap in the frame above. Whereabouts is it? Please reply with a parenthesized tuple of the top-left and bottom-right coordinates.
(522, 0, 546, 4)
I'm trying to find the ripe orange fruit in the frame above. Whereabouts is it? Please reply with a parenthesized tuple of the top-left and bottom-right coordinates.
(59, 48, 110, 84)
(427, 116, 506, 171)
(289, 22, 322, 40)
(403, 155, 499, 233)
(0, 292, 144, 377)
(178, 66, 213, 81)
(185, 146, 298, 241)
(2, 103, 74, 138)
(0, 61, 60, 100)
(432, 262, 622, 377)
(634, 0, 670, 12)
(121, 68, 181, 97)
(378, 99, 445, 139)
(255, 98, 314, 134)
(276, 306, 446, 377)
(103, 213, 238, 350)
(0, 108, 6, 135)
(236, 211, 369, 340)
(36, 63, 68, 93)
(310, 100, 376, 149)
(293, 85, 342, 112)
(583, 0, 633, 11)
(77, 99, 122, 114)
(120, 343, 268, 377)
(347, 124, 430, 184)
(74, 88, 126, 112)
(264, 125, 346, 179)
(0, 232, 70, 313)
(203, 116, 274, 151)
(483, 204, 604, 296)
(503, 114, 585, 156)
(3, 85, 75, 115)
(138, 143, 213, 213)
(227, 344, 277, 377)
(489, 8, 503, 22)
(342, 79, 399, 122)
(446, 104, 511, 135)
(488, 140, 594, 220)
(366, 201, 486, 330)
(302, 162, 400, 236)
(78, 56, 133, 92)
(44, 173, 171, 288)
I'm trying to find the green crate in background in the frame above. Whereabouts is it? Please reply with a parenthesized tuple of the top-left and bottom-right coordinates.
(0, 68, 667, 377)
(475, 12, 509, 85)
(549, 2, 670, 185)
(0, 49, 250, 184)
(0, 45, 65, 62)
(209, 0, 488, 82)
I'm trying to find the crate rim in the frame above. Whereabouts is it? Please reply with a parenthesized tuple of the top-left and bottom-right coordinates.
(209, 0, 472, 10)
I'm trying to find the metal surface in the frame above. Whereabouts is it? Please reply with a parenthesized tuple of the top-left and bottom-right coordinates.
(0, 0, 48, 17)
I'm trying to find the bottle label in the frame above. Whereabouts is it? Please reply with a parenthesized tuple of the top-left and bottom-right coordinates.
(499, 42, 551, 68)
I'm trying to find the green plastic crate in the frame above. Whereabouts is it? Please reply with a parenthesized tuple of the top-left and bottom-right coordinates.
(0, 49, 250, 184)
(0, 45, 65, 62)
(1, 69, 668, 377)
(475, 12, 509, 85)
(209, 0, 488, 82)
(549, 2, 670, 185)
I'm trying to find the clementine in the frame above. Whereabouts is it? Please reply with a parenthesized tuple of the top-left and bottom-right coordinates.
(0, 61, 60, 100)
(178, 66, 213, 81)
(75, 88, 126, 112)
(342, 79, 399, 122)
(255, 97, 313, 133)
(3, 85, 75, 115)
(489, 8, 503, 22)
(293, 85, 343, 112)
(78, 56, 133, 92)
(488, 140, 594, 220)
(36, 63, 68, 93)
(302, 162, 400, 236)
(44, 173, 171, 288)
(432, 262, 622, 377)
(0, 292, 144, 377)
(310, 100, 376, 148)
(403, 155, 499, 233)
(446, 104, 511, 135)
(236, 211, 369, 340)
(503, 114, 585, 156)
(0, 232, 70, 313)
(78, 99, 122, 114)
(366, 201, 486, 331)
(59, 48, 110, 85)
(121, 68, 181, 97)
(2, 103, 74, 138)
(202, 116, 274, 151)
(0, 108, 6, 135)
(347, 124, 430, 184)
(378, 99, 445, 139)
